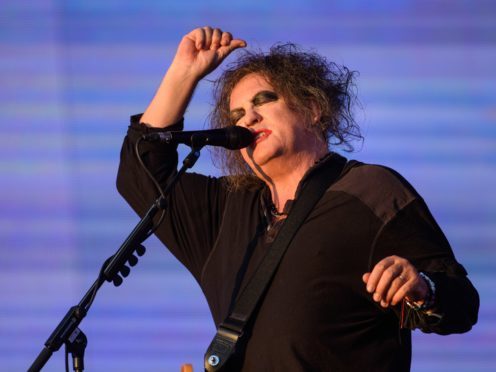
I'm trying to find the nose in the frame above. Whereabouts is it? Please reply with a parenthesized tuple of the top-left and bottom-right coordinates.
(241, 108, 262, 128)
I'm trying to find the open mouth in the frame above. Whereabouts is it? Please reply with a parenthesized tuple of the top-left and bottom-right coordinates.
(253, 129, 272, 144)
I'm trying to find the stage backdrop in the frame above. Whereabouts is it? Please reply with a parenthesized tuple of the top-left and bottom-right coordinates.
(1, 1, 495, 371)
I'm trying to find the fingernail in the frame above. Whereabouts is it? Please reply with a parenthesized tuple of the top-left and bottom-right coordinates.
(373, 293, 380, 301)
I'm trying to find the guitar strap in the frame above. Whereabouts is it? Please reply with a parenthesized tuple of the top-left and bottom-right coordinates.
(204, 154, 351, 371)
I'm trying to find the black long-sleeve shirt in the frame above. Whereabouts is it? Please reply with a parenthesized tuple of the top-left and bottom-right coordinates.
(117, 117, 479, 371)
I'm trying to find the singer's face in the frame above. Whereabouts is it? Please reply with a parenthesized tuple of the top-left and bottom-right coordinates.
(229, 73, 320, 178)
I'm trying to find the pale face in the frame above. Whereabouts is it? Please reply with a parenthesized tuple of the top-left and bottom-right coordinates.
(229, 73, 325, 179)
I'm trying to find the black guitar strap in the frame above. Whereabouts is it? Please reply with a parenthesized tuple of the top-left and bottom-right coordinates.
(204, 154, 351, 371)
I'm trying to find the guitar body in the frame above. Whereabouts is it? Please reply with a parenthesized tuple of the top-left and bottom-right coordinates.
(181, 363, 193, 372)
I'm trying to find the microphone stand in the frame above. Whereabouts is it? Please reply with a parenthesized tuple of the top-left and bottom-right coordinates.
(28, 142, 204, 372)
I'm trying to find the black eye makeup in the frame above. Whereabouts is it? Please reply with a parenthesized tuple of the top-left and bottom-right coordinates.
(229, 110, 244, 125)
(253, 91, 279, 105)
(229, 90, 279, 125)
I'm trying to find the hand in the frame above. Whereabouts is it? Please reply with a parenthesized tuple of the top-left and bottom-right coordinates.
(171, 26, 246, 81)
(140, 27, 245, 127)
(362, 255, 429, 308)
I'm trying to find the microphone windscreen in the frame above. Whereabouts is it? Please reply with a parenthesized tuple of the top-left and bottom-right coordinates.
(224, 126, 254, 150)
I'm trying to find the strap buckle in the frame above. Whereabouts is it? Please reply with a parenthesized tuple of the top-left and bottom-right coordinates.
(204, 322, 243, 371)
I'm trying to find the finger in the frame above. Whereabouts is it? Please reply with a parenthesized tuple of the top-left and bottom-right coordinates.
(202, 26, 213, 49)
(217, 39, 247, 60)
(221, 31, 232, 46)
(384, 273, 408, 305)
(230, 38, 247, 49)
(362, 272, 370, 284)
(365, 257, 395, 294)
(391, 280, 415, 306)
(190, 28, 206, 50)
(211, 28, 222, 49)
(374, 264, 403, 305)
(393, 271, 428, 305)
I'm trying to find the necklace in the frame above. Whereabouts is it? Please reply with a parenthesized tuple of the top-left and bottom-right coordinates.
(269, 203, 288, 217)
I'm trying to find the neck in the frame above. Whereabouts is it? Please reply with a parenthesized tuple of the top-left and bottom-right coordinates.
(262, 149, 327, 212)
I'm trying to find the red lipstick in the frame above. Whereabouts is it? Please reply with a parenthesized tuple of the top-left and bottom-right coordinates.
(253, 129, 272, 145)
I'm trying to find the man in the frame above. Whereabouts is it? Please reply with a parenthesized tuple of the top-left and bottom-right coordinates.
(117, 27, 479, 371)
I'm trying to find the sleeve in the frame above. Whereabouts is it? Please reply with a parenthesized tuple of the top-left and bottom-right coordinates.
(371, 198, 479, 335)
(116, 115, 230, 282)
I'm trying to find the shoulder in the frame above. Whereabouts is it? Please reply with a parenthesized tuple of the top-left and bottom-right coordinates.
(331, 161, 422, 223)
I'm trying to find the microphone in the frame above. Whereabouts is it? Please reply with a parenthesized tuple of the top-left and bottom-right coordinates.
(142, 126, 254, 150)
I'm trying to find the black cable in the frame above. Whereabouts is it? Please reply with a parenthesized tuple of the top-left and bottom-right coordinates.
(65, 136, 169, 367)
(81, 136, 167, 306)
(134, 137, 167, 236)
(85, 257, 113, 311)
(65, 345, 69, 372)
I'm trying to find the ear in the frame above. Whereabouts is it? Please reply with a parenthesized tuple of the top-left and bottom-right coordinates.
(309, 100, 322, 124)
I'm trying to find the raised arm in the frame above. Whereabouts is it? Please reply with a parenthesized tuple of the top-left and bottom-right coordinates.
(140, 27, 246, 127)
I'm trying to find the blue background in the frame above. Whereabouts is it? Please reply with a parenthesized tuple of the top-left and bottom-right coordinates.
(1, 0, 495, 371)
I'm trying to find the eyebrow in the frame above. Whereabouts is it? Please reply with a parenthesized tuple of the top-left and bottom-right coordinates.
(229, 90, 278, 122)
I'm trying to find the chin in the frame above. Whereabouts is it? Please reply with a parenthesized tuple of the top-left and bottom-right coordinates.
(243, 149, 282, 175)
